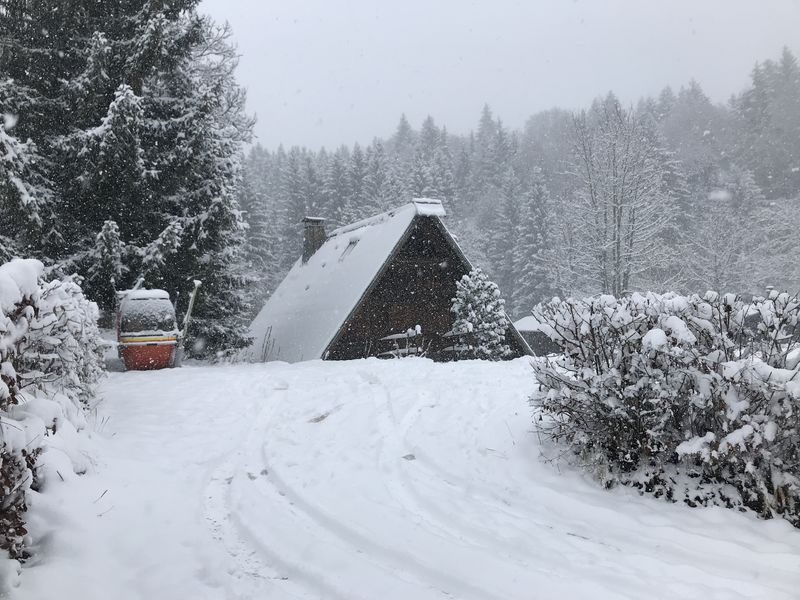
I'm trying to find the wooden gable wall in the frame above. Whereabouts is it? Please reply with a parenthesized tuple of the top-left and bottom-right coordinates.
(324, 217, 529, 360)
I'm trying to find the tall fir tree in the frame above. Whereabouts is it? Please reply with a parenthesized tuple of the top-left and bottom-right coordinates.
(511, 172, 557, 315)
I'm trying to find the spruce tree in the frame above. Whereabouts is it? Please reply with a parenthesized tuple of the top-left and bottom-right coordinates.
(363, 141, 392, 213)
(239, 148, 281, 313)
(1, 3, 254, 356)
(450, 268, 511, 360)
(86, 220, 128, 315)
(511, 172, 557, 314)
(324, 150, 352, 225)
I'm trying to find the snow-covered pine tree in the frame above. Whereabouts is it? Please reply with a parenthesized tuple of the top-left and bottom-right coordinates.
(410, 148, 435, 198)
(323, 150, 352, 225)
(0, 112, 54, 260)
(301, 152, 323, 220)
(733, 48, 800, 199)
(85, 220, 128, 316)
(151, 17, 253, 356)
(347, 143, 368, 220)
(450, 268, 511, 360)
(385, 153, 410, 207)
(65, 84, 149, 261)
(391, 113, 415, 160)
(363, 141, 392, 214)
(473, 105, 499, 192)
(431, 134, 457, 212)
(476, 166, 518, 300)
(280, 147, 309, 267)
(238, 147, 282, 314)
(511, 171, 557, 315)
(2, 3, 254, 356)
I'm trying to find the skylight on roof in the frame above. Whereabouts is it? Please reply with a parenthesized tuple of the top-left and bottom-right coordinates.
(339, 238, 359, 261)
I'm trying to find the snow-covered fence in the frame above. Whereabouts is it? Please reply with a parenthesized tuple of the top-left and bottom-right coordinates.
(531, 291, 800, 526)
(0, 259, 103, 584)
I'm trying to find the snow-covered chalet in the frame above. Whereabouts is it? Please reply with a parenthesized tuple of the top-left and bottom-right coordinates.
(244, 198, 530, 362)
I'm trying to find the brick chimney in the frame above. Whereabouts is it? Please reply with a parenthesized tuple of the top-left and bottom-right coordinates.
(302, 217, 326, 263)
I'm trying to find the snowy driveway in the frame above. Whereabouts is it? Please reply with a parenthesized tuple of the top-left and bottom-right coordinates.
(15, 359, 800, 600)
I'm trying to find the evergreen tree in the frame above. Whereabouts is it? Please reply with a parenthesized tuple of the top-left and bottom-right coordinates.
(0, 112, 54, 258)
(239, 147, 281, 311)
(86, 220, 128, 314)
(363, 141, 392, 213)
(484, 167, 520, 296)
(281, 147, 307, 264)
(1, 3, 254, 356)
(734, 48, 800, 198)
(324, 150, 352, 225)
(450, 268, 511, 360)
(511, 172, 557, 315)
(68, 84, 149, 247)
(347, 143, 368, 219)
(391, 113, 415, 159)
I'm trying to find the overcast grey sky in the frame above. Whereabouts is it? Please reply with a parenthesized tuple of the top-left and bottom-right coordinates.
(200, 0, 800, 150)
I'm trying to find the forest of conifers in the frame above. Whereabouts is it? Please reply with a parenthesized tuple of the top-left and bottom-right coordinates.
(241, 47, 800, 319)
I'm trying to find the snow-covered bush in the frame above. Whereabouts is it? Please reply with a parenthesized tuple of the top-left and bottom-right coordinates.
(531, 291, 800, 525)
(0, 258, 103, 578)
(450, 268, 511, 360)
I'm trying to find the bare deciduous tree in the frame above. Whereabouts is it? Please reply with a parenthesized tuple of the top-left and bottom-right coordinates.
(567, 94, 678, 296)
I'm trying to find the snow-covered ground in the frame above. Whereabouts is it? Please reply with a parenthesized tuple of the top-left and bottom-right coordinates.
(12, 358, 800, 599)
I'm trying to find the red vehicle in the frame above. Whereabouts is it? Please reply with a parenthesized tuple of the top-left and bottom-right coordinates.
(116, 289, 180, 370)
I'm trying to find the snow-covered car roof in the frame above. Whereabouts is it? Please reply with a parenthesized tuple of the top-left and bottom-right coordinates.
(120, 289, 171, 301)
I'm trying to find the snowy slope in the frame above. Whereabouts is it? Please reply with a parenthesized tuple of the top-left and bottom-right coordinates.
(12, 359, 800, 600)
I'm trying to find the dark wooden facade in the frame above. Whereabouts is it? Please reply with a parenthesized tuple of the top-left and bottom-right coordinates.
(324, 216, 530, 360)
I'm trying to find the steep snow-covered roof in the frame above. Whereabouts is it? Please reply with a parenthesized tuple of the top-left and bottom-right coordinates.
(513, 315, 542, 332)
(245, 199, 446, 363)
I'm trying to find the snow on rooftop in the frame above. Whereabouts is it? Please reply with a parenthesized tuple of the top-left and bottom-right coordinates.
(411, 197, 447, 217)
(513, 315, 542, 332)
(244, 200, 446, 363)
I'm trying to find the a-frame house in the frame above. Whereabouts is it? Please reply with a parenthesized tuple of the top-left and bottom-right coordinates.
(245, 198, 531, 362)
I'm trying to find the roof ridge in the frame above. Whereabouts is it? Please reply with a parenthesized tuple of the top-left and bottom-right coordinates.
(329, 199, 445, 238)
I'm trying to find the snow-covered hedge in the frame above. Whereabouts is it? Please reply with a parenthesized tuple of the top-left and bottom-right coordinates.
(531, 291, 800, 526)
(0, 259, 103, 587)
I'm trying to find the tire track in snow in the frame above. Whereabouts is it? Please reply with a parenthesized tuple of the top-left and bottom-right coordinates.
(388, 383, 800, 593)
(365, 372, 582, 578)
(397, 427, 624, 563)
(215, 376, 478, 600)
(233, 370, 512, 600)
(203, 380, 334, 600)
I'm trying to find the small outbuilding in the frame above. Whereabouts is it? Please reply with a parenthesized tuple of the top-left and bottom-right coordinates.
(513, 315, 561, 356)
(245, 198, 531, 363)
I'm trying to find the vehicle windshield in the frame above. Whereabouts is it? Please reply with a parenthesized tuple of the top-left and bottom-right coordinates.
(120, 299, 177, 334)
